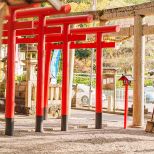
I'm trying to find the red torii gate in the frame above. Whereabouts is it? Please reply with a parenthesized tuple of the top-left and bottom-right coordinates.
(71, 26, 120, 128)
(3, 4, 120, 135)
(42, 17, 119, 130)
(4, 6, 95, 135)
(45, 40, 116, 131)
(3, 15, 93, 132)
(4, 4, 71, 136)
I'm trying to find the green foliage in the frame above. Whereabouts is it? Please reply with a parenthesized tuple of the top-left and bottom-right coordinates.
(73, 75, 95, 86)
(75, 49, 91, 60)
(117, 78, 154, 88)
(145, 79, 153, 86)
(74, 76, 90, 85)
(68, 2, 91, 12)
(57, 73, 62, 84)
(57, 73, 95, 86)
(63, 0, 108, 12)
(116, 80, 124, 88)
(16, 75, 26, 82)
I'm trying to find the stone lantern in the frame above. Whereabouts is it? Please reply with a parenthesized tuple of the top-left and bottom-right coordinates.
(22, 45, 37, 81)
(21, 45, 38, 113)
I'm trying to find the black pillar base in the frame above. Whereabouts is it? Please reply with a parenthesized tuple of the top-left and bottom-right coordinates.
(5, 118, 14, 136)
(35, 116, 43, 132)
(95, 112, 102, 129)
(61, 115, 68, 131)
(43, 108, 48, 120)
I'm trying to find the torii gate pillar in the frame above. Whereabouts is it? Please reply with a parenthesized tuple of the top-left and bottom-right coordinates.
(5, 8, 16, 136)
(133, 15, 145, 127)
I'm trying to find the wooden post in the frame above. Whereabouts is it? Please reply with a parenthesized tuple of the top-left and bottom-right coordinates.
(133, 15, 145, 127)
(95, 32, 103, 129)
(35, 15, 45, 132)
(5, 8, 16, 136)
(61, 24, 70, 131)
(124, 83, 128, 129)
(43, 47, 51, 120)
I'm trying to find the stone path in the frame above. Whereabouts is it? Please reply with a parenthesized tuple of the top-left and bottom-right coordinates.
(0, 110, 153, 154)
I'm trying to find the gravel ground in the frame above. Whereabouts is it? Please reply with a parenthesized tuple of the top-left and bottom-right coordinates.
(0, 110, 153, 154)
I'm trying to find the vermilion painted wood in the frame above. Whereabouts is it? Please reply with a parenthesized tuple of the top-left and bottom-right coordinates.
(96, 32, 102, 113)
(5, 9, 16, 119)
(8, 3, 39, 11)
(45, 34, 86, 42)
(4, 3, 73, 134)
(15, 28, 38, 36)
(2, 40, 8, 44)
(47, 42, 115, 49)
(3, 15, 92, 32)
(44, 27, 62, 35)
(2, 34, 86, 44)
(71, 26, 120, 34)
(12, 15, 92, 27)
(62, 24, 70, 117)
(70, 42, 115, 49)
(15, 5, 71, 18)
(5, 5, 41, 133)
(16, 38, 38, 44)
(36, 15, 46, 117)
(3, 5, 119, 131)
(124, 83, 129, 129)
(46, 15, 93, 25)
(5, 8, 16, 136)
(4, 15, 92, 31)
(2, 39, 115, 51)
(2, 38, 38, 44)
(3, 27, 61, 36)
(3, 21, 34, 30)
(2, 37, 115, 49)
(44, 45, 51, 114)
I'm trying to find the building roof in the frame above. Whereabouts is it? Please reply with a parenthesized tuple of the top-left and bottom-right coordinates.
(119, 74, 133, 81)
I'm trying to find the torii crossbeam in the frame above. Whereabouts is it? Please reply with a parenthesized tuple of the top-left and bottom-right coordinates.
(4, 4, 71, 136)
(3, 4, 120, 136)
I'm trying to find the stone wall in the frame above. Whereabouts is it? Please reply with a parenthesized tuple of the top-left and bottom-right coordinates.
(0, 82, 62, 117)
